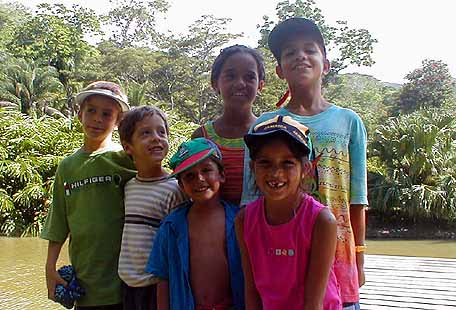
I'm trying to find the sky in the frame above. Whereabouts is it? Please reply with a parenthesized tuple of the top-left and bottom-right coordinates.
(13, 0, 456, 84)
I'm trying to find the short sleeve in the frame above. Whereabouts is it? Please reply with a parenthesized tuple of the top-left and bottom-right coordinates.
(167, 185, 187, 214)
(40, 165, 69, 242)
(145, 223, 169, 279)
(349, 114, 368, 205)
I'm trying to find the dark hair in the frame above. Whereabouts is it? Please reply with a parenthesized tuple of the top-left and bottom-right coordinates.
(210, 44, 266, 86)
(118, 105, 168, 144)
(248, 132, 309, 162)
(268, 18, 327, 66)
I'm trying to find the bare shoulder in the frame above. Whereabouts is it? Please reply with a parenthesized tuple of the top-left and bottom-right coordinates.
(316, 207, 337, 227)
(191, 126, 204, 139)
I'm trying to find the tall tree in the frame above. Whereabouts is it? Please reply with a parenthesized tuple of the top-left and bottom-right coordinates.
(7, 3, 101, 115)
(397, 59, 455, 114)
(0, 2, 29, 53)
(104, 0, 169, 47)
(151, 15, 241, 124)
(0, 58, 63, 116)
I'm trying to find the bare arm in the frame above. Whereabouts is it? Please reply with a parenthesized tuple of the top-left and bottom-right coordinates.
(235, 210, 262, 310)
(45, 241, 67, 301)
(190, 127, 204, 139)
(304, 208, 337, 310)
(157, 280, 170, 310)
(350, 204, 366, 287)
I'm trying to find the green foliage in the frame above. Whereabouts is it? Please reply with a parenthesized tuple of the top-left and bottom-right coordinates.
(397, 59, 455, 114)
(6, 3, 101, 115)
(253, 47, 287, 114)
(0, 108, 82, 236)
(0, 2, 29, 52)
(325, 73, 397, 135)
(369, 109, 456, 222)
(104, 0, 169, 47)
(0, 57, 64, 115)
(165, 109, 199, 168)
(151, 15, 241, 124)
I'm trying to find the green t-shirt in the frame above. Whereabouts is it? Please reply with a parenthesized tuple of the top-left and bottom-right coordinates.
(41, 145, 136, 306)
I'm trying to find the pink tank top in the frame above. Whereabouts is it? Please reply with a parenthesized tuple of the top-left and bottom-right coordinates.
(243, 195, 342, 310)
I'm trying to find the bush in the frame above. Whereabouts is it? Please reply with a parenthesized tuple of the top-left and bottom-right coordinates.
(368, 109, 456, 223)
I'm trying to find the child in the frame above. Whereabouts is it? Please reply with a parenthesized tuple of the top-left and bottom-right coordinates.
(146, 138, 244, 310)
(117, 106, 187, 310)
(236, 115, 341, 309)
(241, 18, 368, 309)
(191, 44, 265, 205)
(41, 81, 136, 309)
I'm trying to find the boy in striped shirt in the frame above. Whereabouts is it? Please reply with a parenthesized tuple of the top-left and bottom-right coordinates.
(118, 106, 187, 310)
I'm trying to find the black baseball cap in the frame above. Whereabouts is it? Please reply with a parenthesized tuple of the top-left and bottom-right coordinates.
(268, 17, 326, 63)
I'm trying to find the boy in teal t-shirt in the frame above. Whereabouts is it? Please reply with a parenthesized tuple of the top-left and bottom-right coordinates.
(41, 81, 136, 309)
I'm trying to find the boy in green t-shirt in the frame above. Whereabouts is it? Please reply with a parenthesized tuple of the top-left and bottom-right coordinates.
(41, 81, 136, 310)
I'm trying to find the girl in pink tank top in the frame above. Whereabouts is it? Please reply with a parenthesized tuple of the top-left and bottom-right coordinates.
(191, 45, 266, 206)
(236, 115, 342, 309)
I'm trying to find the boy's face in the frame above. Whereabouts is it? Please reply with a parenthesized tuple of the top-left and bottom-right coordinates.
(276, 36, 329, 89)
(78, 95, 121, 144)
(123, 114, 169, 166)
(178, 158, 225, 204)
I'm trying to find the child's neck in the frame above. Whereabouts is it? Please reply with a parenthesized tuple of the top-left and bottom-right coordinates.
(214, 106, 256, 138)
(136, 163, 168, 179)
(286, 86, 331, 116)
(264, 191, 304, 225)
(82, 135, 113, 153)
(221, 105, 256, 126)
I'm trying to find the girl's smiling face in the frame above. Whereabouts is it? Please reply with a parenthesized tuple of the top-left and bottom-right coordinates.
(251, 139, 304, 202)
(213, 52, 264, 109)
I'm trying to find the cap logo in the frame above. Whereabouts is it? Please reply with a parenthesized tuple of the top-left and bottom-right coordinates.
(177, 146, 189, 158)
(246, 115, 311, 155)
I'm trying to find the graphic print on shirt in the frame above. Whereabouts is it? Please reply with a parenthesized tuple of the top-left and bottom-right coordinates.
(64, 174, 122, 196)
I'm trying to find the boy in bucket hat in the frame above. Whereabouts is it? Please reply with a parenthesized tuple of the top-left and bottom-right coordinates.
(42, 81, 136, 309)
(241, 18, 368, 310)
(146, 138, 245, 310)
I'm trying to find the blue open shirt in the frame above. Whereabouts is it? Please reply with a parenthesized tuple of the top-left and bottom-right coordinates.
(146, 200, 245, 310)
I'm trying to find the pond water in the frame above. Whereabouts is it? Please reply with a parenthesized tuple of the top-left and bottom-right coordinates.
(0, 237, 455, 309)
(0, 237, 69, 310)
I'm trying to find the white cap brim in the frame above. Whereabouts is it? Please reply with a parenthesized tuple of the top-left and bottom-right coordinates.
(75, 89, 130, 112)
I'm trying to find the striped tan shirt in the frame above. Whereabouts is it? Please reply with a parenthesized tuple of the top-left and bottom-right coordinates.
(118, 175, 187, 287)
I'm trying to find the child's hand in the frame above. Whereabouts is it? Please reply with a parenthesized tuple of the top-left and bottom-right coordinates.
(46, 268, 67, 301)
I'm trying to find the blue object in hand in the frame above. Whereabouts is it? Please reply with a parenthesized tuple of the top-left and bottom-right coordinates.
(54, 265, 85, 309)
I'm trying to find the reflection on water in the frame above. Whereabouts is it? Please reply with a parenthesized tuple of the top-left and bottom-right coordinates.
(0, 237, 455, 309)
(0, 237, 69, 310)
